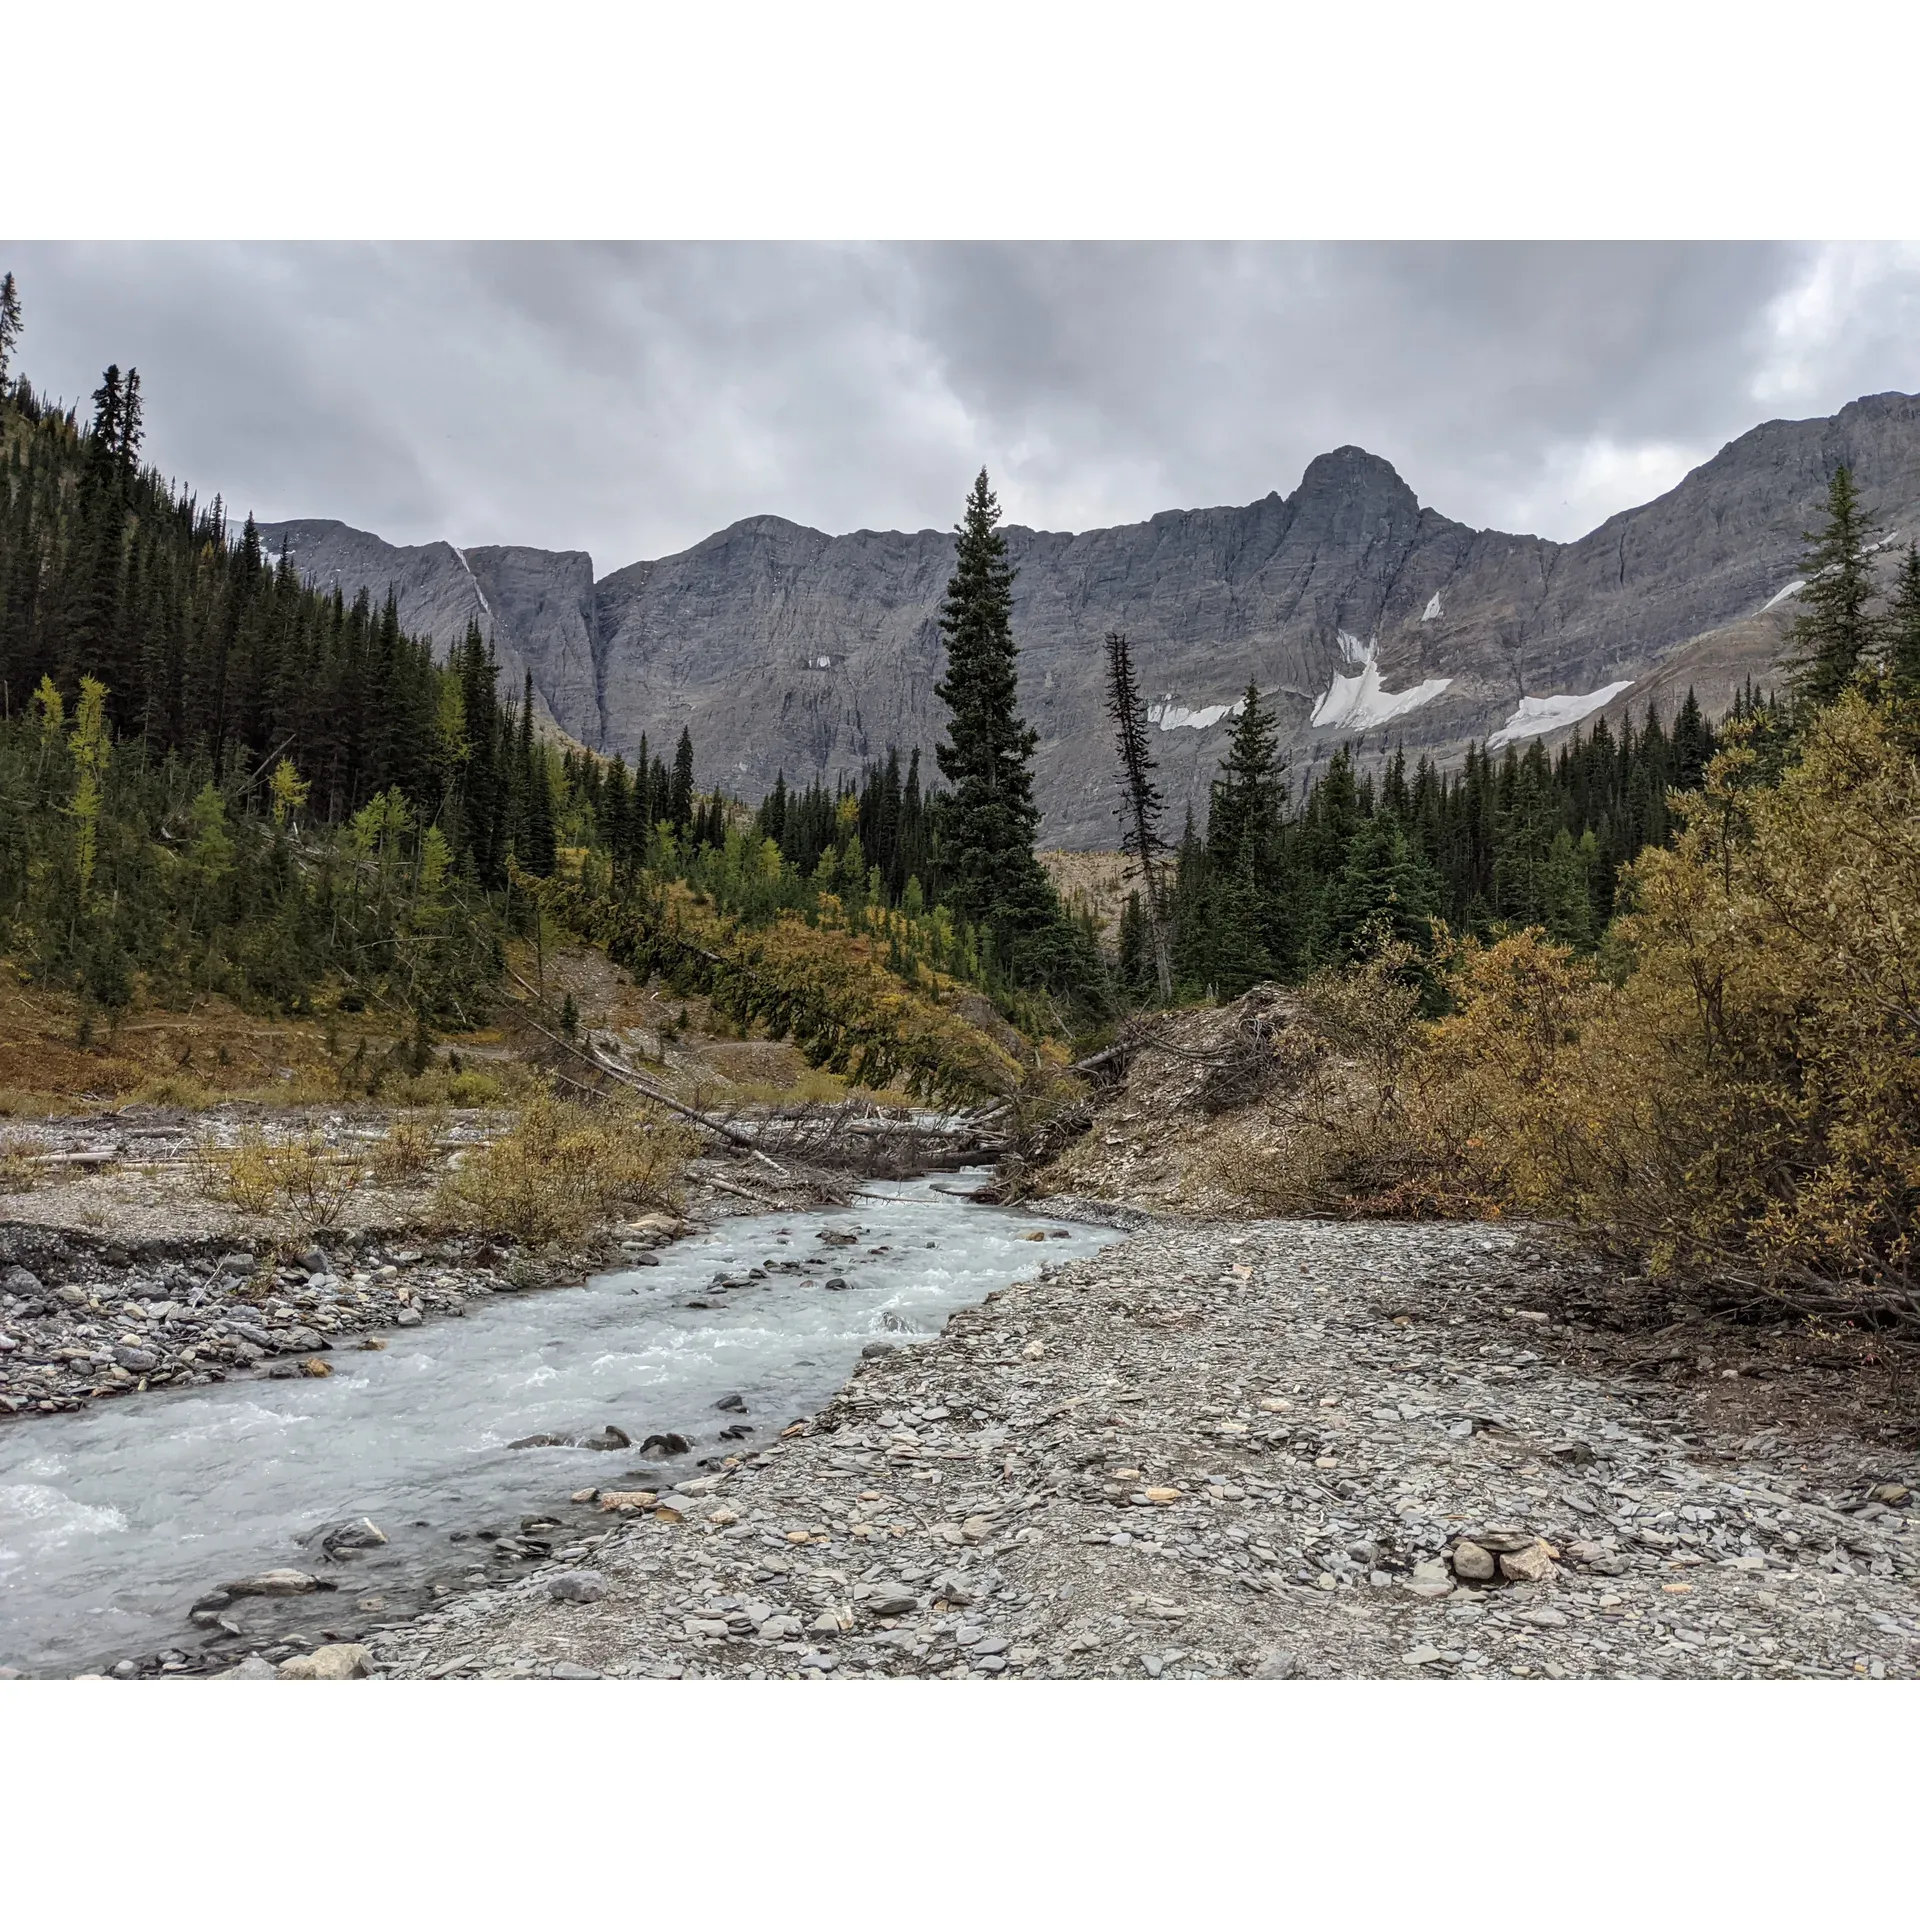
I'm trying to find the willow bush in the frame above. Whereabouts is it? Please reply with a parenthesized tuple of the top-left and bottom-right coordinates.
(429, 1096, 691, 1248)
(1406, 693, 1920, 1322)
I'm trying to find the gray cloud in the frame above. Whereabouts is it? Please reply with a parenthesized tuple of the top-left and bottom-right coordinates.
(5, 241, 1918, 569)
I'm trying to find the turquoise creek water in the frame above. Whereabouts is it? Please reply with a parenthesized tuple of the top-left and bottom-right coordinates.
(0, 1177, 1123, 1674)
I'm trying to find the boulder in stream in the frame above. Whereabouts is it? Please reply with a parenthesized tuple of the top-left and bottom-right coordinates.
(322, 1517, 388, 1555)
(221, 1568, 328, 1597)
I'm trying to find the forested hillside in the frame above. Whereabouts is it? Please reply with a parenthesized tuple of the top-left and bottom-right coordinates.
(0, 290, 1097, 1071)
(0, 294, 1739, 1059)
(1139, 677, 1730, 1002)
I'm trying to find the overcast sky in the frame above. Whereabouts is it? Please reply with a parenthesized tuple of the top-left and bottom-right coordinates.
(7, 241, 1920, 571)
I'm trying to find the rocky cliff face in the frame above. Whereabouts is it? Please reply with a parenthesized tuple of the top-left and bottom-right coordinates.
(260, 389, 1920, 847)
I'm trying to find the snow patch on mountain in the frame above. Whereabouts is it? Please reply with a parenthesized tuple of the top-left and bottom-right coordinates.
(1309, 637, 1452, 731)
(447, 543, 491, 616)
(1762, 577, 1805, 612)
(1148, 698, 1245, 732)
(1487, 681, 1635, 749)
(1422, 593, 1443, 622)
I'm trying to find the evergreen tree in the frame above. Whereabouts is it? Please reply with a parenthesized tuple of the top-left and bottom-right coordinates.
(1540, 826, 1593, 948)
(932, 470, 1085, 994)
(1207, 682, 1284, 876)
(1326, 812, 1440, 961)
(1492, 741, 1560, 928)
(670, 727, 695, 831)
(1102, 630, 1172, 997)
(1787, 465, 1885, 710)
(1208, 842, 1273, 997)
(1887, 543, 1920, 712)
(0, 272, 20, 393)
(1671, 688, 1711, 790)
(1115, 889, 1152, 996)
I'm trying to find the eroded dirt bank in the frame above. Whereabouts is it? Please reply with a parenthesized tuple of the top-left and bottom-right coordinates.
(349, 1212, 1920, 1682)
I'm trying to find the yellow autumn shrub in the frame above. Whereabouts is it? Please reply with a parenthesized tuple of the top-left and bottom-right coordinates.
(429, 1095, 691, 1247)
(1411, 693, 1920, 1320)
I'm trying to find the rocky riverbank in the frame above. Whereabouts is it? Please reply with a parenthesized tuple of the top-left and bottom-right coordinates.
(323, 1212, 1920, 1682)
(0, 1125, 835, 1420)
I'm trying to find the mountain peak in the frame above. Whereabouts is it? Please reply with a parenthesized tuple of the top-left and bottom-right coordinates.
(1294, 444, 1417, 504)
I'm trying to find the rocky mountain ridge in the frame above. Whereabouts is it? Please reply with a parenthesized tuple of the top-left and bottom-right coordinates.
(261, 389, 1920, 847)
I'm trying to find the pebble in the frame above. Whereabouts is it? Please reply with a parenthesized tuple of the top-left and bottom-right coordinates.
(278, 1644, 371, 1679)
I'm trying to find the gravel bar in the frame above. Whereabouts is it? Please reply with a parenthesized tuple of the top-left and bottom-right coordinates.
(358, 1215, 1920, 1681)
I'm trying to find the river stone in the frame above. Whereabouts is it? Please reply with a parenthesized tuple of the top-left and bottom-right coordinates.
(1499, 1542, 1559, 1584)
(278, 1644, 371, 1679)
(547, 1571, 608, 1604)
(1452, 1541, 1499, 1582)
(323, 1517, 388, 1553)
(2, 1266, 42, 1296)
(865, 1583, 918, 1616)
(296, 1248, 330, 1276)
(582, 1425, 632, 1451)
(223, 1568, 323, 1597)
(1467, 1528, 1541, 1556)
(111, 1346, 159, 1372)
(213, 1655, 281, 1681)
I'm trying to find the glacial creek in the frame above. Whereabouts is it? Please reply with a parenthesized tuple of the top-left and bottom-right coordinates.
(0, 1177, 1122, 1675)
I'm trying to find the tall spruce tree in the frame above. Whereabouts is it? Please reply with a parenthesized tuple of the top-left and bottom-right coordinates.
(670, 727, 695, 831)
(933, 470, 1076, 987)
(1102, 630, 1172, 997)
(1207, 683, 1284, 875)
(1787, 465, 1885, 710)
(1887, 542, 1920, 711)
(0, 272, 20, 393)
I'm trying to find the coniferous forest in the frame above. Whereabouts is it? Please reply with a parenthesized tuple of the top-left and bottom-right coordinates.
(0, 272, 1829, 1070)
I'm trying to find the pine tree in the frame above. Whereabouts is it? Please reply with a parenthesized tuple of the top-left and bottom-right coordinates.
(1887, 543, 1920, 711)
(932, 470, 1078, 990)
(1670, 688, 1711, 790)
(670, 727, 695, 831)
(1208, 682, 1284, 875)
(1102, 630, 1172, 997)
(1209, 841, 1273, 996)
(0, 273, 21, 394)
(1116, 889, 1152, 997)
(1326, 812, 1439, 961)
(1540, 826, 1592, 948)
(1787, 465, 1885, 710)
